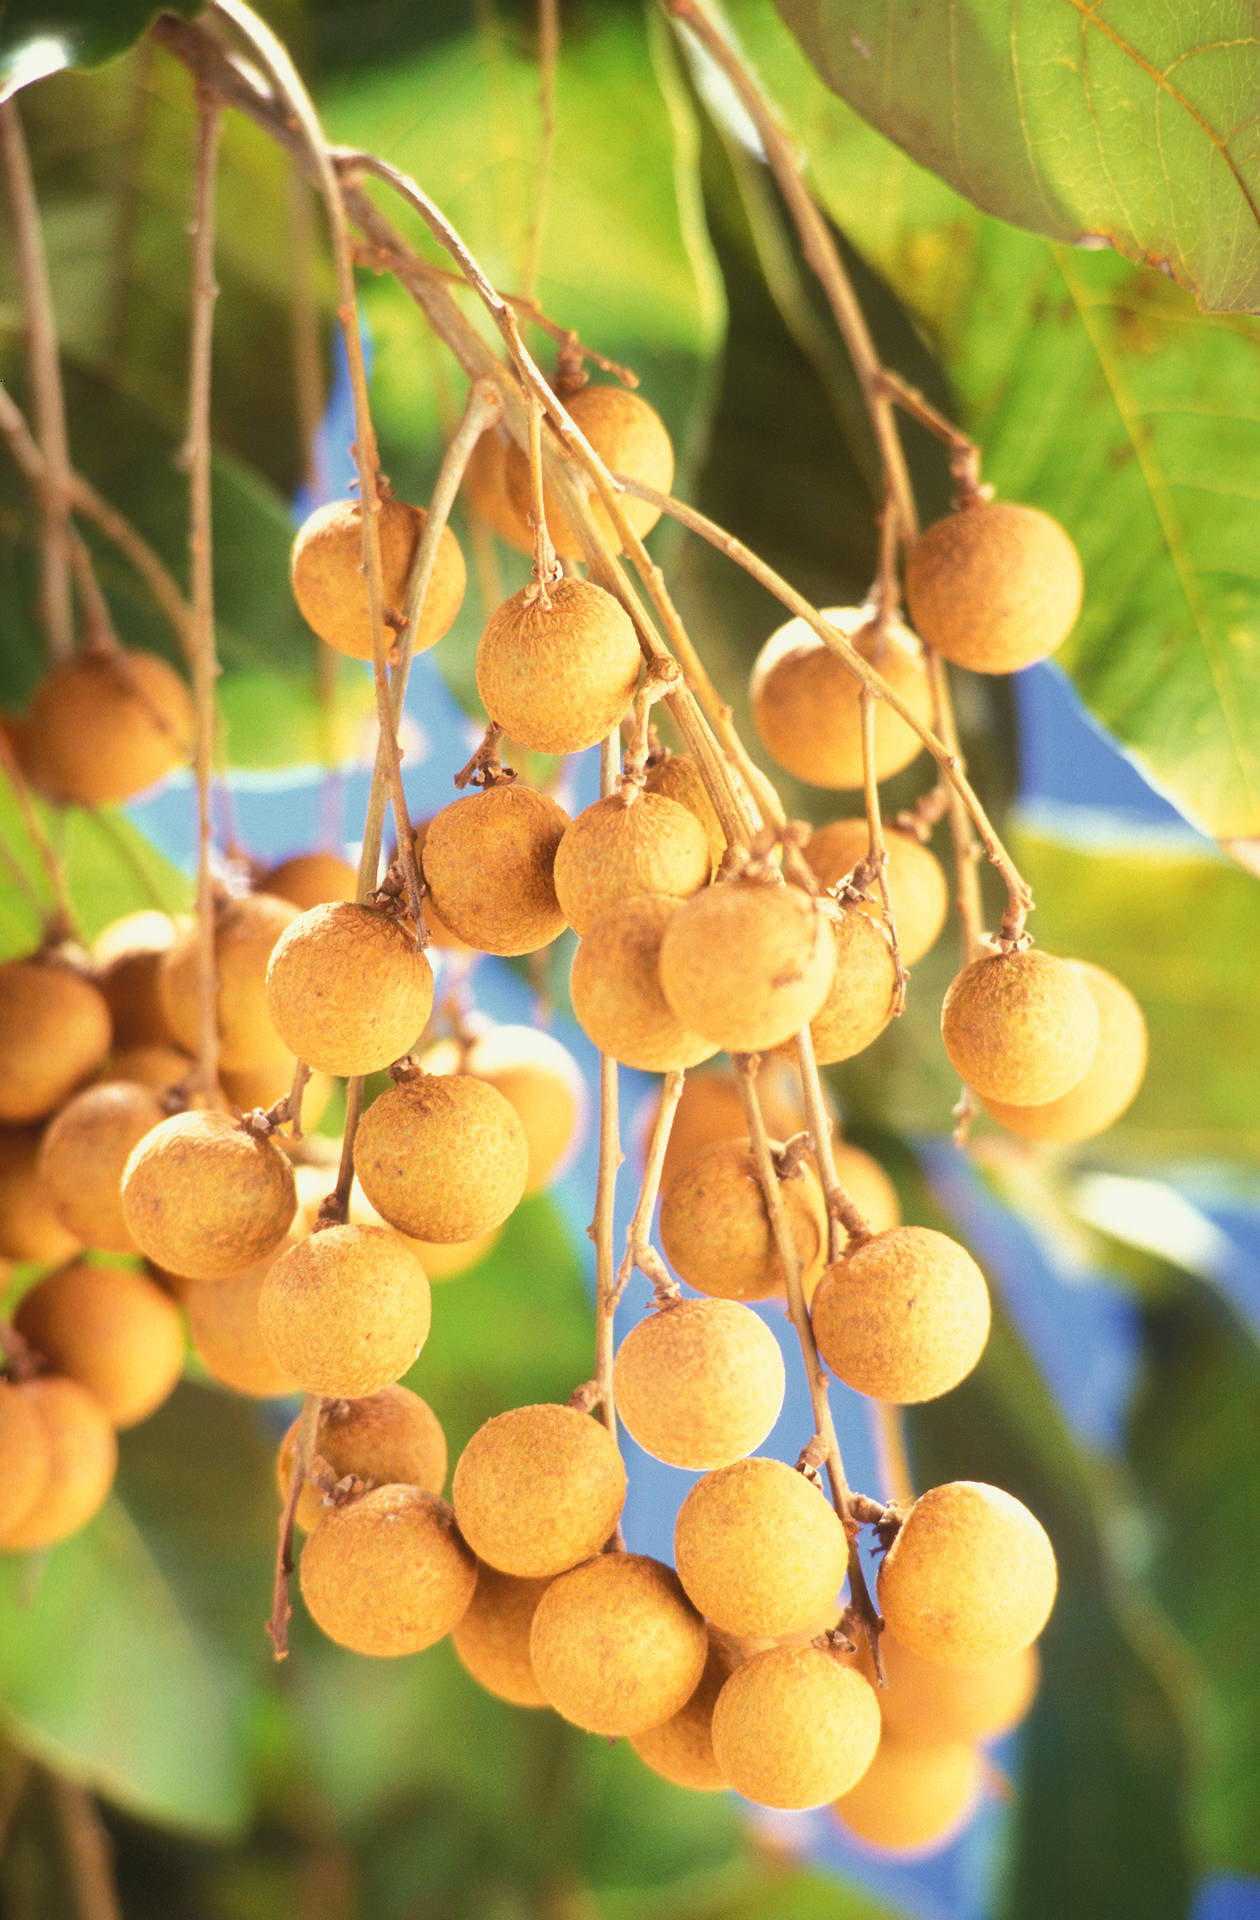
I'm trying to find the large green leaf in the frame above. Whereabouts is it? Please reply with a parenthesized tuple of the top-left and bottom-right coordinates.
(0, 4, 183, 94)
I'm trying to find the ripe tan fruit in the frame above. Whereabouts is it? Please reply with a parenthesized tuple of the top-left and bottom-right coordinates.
(461, 428, 533, 553)
(832, 1731, 982, 1851)
(554, 791, 711, 936)
(0, 1125, 81, 1263)
(503, 385, 674, 558)
(20, 648, 193, 806)
(826, 1140, 900, 1240)
(983, 962, 1147, 1142)
(160, 893, 299, 1072)
(258, 1223, 431, 1398)
(409, 820, 469, 950)
(260, 851, 358, 911)
(0, 1376, 117, 1551)
(277, 1385, 448, 1533)
(804, 819, 948, 967)
(298, 1484, 477, 1656)
(290, 496, 466, 661)
(629, 1630, 740, 1791)
(14, 1261, 184, 1428)
(658, 880, 836, 1054)
(810, 1226, 991, 1405)
(674, 1456, 847, 1638)
(184, 1246, 301, 1398)
(750, 607, 932, 790)
(100, 1044, 192, 1093)
(0, 960, 112, 1123)
(452, 1403, 626, 1578)
(265, 901, 434, 1077)
(420, 785, 570, 956)
(792, 909, 897, 1066)
(476, 577, 642, 754)
(659, 1139, 827, 1303)
(570, 895, 718, 1074)
(354, 1073, 528, 1242)
(293, 1166, 502, 1281)
(219, 1057, 334, 1131)
(877, 1631, 1040, 1746)
(942, 948, 1099, 1105)
(905, 499, 1083, 675)
(643, 753, 725, 877)
(92, 911, 178, 1048)
(710, 1645, 880, 1809)
(654, 1067, 804, 1189)
(452, 1565, 553, 1707)
(37, 1080, 168, 1253)
(419, 1024, 585, 1194)
(529, 1552, 707, 1736)
(613, 1299, 785, 1469)
(121, 1108, 297, 1280)
(879, 1481, 1057, 1667)
(0, 1379, 52, 1540)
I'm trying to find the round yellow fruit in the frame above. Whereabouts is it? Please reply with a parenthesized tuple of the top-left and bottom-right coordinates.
(452, 1403, 626, 1579)
(36, 1079, 168, 1253)
(554, 790, 711, 936)
(260, 850, 358, 911)
(121, 1108, 297, 1281)
(529, 1552, 707, 1736)
(298, 1484, 476, 1655)
(20, 648, 193, 806)
(419, 1023, 585, 1194)
(629, 1629, 740, 1792)
(452, 1565, 553, 1708)
(674, 1456, 847, 1639)
(833, 1730, 982, 1852)
(475, 577, 642, 755)
(354, 1072, 528, 1243)
(0, 959, 112, 1124)
(91, 911, 178, 1050)
(877, 1631, 1040, 1746)
(503, 385, 674, 559)
(810, 1225, 991, 1404)
(791, 908, 897, 1066)
(290, 496, 466, 662)
(643, 754, 725, 877)
(0, 1376, 117, 1551)
(420, 785, 570, 956)
(14, 1261, 185, 1429)
(183, 1245, 302, 1398)
(710, 1645, 880, 1809)
(982, 962, 1147, 1142)
(659, 1138, 826, 1303)
(160, 893, 299, 1073)
(941, 949, 1099, 1105)
(750, 607, 932, 790)
(658, 880, 836, 1054)
(0, 1124, 82, 1264)
(905, 498, 1083, 675)
(654, 1067, 803, 1190)
(570, 894, 718, 1073)
(613, 1298, 785, 1469)
(265, 900, 434, 1077)
(878, 1480, 1057, 1668)
(277, 1385, 448, 1533)
(0, 1379, 52, 1541)
(257, 1222, 431, 1398)
(804, 819, 948, 967)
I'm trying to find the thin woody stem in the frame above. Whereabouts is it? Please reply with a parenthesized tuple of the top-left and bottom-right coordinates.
(526, 387, 559, 596)
(268, 1390, 322, 1657)
(859, 687, 907, 1011)
(791, 1032, 871, 1265)
(611, 1067, 685, 1310)
(590, 731, 624, 1454)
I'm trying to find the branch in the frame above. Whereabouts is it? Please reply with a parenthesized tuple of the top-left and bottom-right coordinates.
(612, 1067, 685, 1309)
(589, 731, 625, 1468)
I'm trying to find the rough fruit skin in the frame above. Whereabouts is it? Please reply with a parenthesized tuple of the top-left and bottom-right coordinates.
(462, 429, 533, 553)
(658, 881, 836, 1054)
(804, 819, 948, 967)
(421, 785, 570, 956)
(452, 1403, 626, 1578)
(629, 1630, 740, 1791)
(452, 1565, 553, 1707)
(982, 962, 1147, 1142)
(659, 1139, 826, 1303)
(877, 1632, 1040, 1746)
(99, 1044, 192, 1093)
(92, 911, 178, 1049)
(827, 1140, 900, 1241)
(265, 901, 434, 1076)
(475, 577, 642, 754)
(878, 1480, 1057, 1668)
(0, 1380, 52, 1540)
(14, 1261, 184, 1428)
(290, 496, 466, 661)
(298, 1484, 476, 1656)
(258, 1223, 431, 1398)
(750, 607, 932, 789)
(293, 1165, 503, 1282)
(554, 791, 711, 936)
(905, 499, 1083, 675)
(261, 851, 358, 910)
(354, 1073, 528, 1243)
(832, 1731, 982, 1852)
(643, 754, 725, 876)
(161, 893, 299, 1073)
(792, 909, 897, 1066)
(674, 1456, 848, 1639)
(810, 1226, 991, 1405)
(220, 1058, 333, 1131)
(711, 1646, 880, 1809)
(0, 961, 112, 1123)
(121, 1108, 297, 1281)
(278, 1385, 448, 1533)
(614, 1299, 785, 1470)
(184, 1246, 301, 1398)
(0, 1124, 82, 1263)
(570, 895, 718, 1074)
(419, 1024, 586, 1194)
(37, 1080, 168, 1253)
(656, 1068, 803, 1190)
(0, 1376, 117, 1551)
(529, 1552, 708, 1736)
(20, 648, 193, 806)
(941, 949, 1100, 1105)
(503, 385, 674, 558)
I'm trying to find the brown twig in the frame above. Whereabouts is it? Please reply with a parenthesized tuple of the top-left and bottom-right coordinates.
(589, 731, 625, 1459)
(268, 1390, 322, 1657)
(611, 1067, 685, 1309)
(48, 1774, 122, 1920)
(525, 387, 560, 598)
(791, 1033, 871, 1266)
(875, 369, 983, 503)
(858, 687, 907, 1012)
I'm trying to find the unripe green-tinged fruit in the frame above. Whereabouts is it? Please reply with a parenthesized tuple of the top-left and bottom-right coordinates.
(832, 1731, 982, 1851)
(92, 912, 178, 1049)
(265, 901, 434, 1077)
(941, 949, 1099, 1105)
(290, 496, 465, 661)
(905, 499, 1083, 675)
(0, 1380, 52, 1540)
(121, 1108, 297, 1280)
(160, 893, 299, 1072)
(261, 851, 358, 911)
(298, 1484, 476, 1656)
(644, 754, 725, 876)
(804, 820, 948, 967)
(20, 648, 193, 806)
(711, 1645, 880, 1809)
(983, 963, 1147, 1142)
(452, 1403, 626, 1578)
(659, 880, 836, 1054)
(659, 1139, 826, 1304)
(750, 608, 932, 790)
(790, 909, 897, 1066)
(419, 1024, 585, 1194)
(674, 1456, 847, 1638)
(452, 1566, 553, 1707)
(503, 385, 674, 558)
(0, 1125, 81, 1263)
(554, 791, 711, 936)
(0, 1376, 117, 1551)
(629, 1629, 740, 1791)
(421, 786, 570, 956)
(613, 1299, 785, 1469)
(258, 1223, 431, 1398)
(810, 1226, 990, 1405)
(476, 577, 641, 754)
(0, 961, 112, 1123)
(37, 1080, 168, 1253)
(530, 1552, 707, 1736)
(184, 1244, 301, 1397)
(655, 1068, 804, 1189)
(278, 1385, 448, 1533)
(570, 895, 717, 1073)
(354, 1072, 528, 1243)
(877, 1631, 1039, 1746)
(14, 1261, 184, 1428)
(879, 1480, 1057, 1667)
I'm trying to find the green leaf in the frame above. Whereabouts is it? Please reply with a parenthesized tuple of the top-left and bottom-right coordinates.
(0, 4, 184, 94)
(771, 0, 1260, 314)
(598, 1862, 910, 1920)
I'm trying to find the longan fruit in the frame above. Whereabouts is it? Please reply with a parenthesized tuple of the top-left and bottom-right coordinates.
(791, 908, 897, 1066)
(658, 880, 836, 1054)
(265, 901, 434, 1077)
(643, 753, 725, 877)
(419, 1024, 585, 1194)
(260, 850, 358, 911)
(219, 1057, 334, 1132)
(121, 1107, 297, 1281)
(941, 948, 1099, 1105)
(461, 428, 533, 553)
(37, 1080, 168, 1253)
(826, 1139, 901, 1241)
(451, 1565, 553, 1708)
(92, 911, 178, 1048)
(654, 1067, 804, 1189)
(452, 1403, 626, 1579)
(877, 1631, 1040, 1746)
(184, 1245, 301, 1398)
(629, 1629, 740, 1792)
(14, 1261, 184, 1429)
(421, 785, 570, 956)
(0, 1125, 81, 1263)
(257, 1222, 431, 1399)
(529, 1552, 707, 1737)
(804, 819, 948, 967)
(983, 962, 1147, 1142)
(20, 648, 193, 806)
(99, 1044, 192, 1093)
(409, 820, 468, 950)
(476, 577, 642, 755)
(354, 1072, 528, 1243)
(293, 1166, 502, 1281)
(750, 608, 932, 790)
(277, 1385, 448, 1533)
(710, 1645, 880, 1809)
(832, 1731, 982, 1851)
(298, 1484, 477, 1656)
(0, 959, 112, 1123)
(905, 498, 1083, 675)
(613, 1299, 785, 1469)
(0, 1379, 52, 1540)
(0, 1376, 117, 1551)
(570, 894, 718, 1074)
(659, 1139, 826, 1303)
(810, 1226, 991, 1405)
(503, 385, 674, 558)
(290, 496, 466, 662)
(674, 1456, 847, 1639)
(160, 893, 299, 1073)
(878, 1481, 1057, 1668)
(554, 790, 711, 936)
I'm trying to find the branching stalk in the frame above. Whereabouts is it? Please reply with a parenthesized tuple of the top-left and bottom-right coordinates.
(590, 732, 624, 1453)
(611, 1068, 685, 1309)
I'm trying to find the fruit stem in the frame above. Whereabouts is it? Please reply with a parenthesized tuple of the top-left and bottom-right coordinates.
(611, 1067, 685, 1310)
(48, 1771, 123, 1920)
(858, 686, 908, 1012)
(525, 387, 561, 599)
(875, 369, 984, 504)
(267, 1390, 323, 1658)
(590, 730, 625, 1461)
(791, 1035, 873, 1264)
